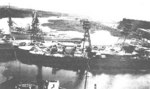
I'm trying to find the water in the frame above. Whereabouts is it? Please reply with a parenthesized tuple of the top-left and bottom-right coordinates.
(1, 59, 150, 89)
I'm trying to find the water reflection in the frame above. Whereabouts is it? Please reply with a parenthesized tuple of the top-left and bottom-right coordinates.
(0, 60, 86, 89)
(1, 59, 150, 89)
(85, 73, 150, 89)
(36, 64, 43, 89)
(52, 68, 60, 75)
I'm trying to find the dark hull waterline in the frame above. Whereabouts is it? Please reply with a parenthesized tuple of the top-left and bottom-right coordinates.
(14, 47, 150, 70)
(1, 46, 150, 71)
(15, 47, 88, 70)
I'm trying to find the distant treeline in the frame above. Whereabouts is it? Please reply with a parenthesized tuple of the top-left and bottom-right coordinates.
(0, 6, 66, 18)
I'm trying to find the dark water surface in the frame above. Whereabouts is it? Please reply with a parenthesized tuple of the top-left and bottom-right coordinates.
(1, 59, 150, 89)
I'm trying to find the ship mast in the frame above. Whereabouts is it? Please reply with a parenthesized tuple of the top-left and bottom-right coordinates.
(30, 11, 39, 42)
(8, 4, 13, 34)
(81, 19, 92, 53)
(81, 19, 92, 89)
(2, 4, 15, 41)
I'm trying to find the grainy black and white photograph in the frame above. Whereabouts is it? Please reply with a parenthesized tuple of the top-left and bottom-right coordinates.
(0, 0, 150, 89)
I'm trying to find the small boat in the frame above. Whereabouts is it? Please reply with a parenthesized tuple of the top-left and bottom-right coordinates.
(15, 80, 65, 89)
(15, 82, 38, 89)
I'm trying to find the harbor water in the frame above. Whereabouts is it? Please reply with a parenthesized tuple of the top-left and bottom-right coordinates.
(1, 59, 150, 89)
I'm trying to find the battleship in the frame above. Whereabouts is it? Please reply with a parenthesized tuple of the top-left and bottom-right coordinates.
(0, 6, 89, 69)
(0, 8, 16, 60)
(13, 14, 150, 71)
(13, 13, 94, 69)
(1, 5, 150, 89)
(1, 6, 150, 70)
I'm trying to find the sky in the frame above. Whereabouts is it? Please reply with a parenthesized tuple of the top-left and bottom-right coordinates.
(1, 0, 150, 22)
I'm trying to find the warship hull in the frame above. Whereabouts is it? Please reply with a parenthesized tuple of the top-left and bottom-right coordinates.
(14, 46, 150, 70)
(90, 54, 150, 70)
(14, 46, 88, 70)
(11, 32, 31, 40)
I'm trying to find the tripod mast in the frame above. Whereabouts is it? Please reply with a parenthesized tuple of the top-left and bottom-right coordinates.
(81, 19, 92, 53)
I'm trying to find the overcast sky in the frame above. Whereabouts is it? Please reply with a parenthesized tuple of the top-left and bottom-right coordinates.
(1, 0, 150, 22)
